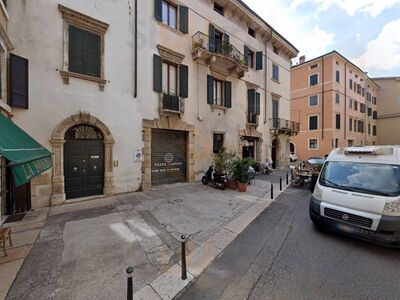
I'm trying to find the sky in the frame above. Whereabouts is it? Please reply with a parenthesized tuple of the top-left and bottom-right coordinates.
(242, 0, 400, 77)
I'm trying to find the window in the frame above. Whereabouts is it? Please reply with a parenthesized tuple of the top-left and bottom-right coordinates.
(248, 27, 255, 38)
(373, 125, 377, 136)
(214, 3, 224, 15)
(349, 79, 353, 89)
(335, 138, 339, 148)
(373, 111, 378, 119)
(273, 46, 279, 55)
(309, 74, 318, 86)
(354, 83, 356, 92)
(248, 89, 260, 124)
(349, 99, 353, 109)
(336, 70, 340, 83)
(309, 139, 318, 149)
(354, 119, 357, 132)
(336, 114, 341, 129)
(358, 120, 364, 133)
(310, 64, 318, 69)
(335, 93, 340, 104)
(348, 140, 354, 147)
(368, 123, 371, 135)
(68, 26, 101, 78)
(362, 87, 365, 97)
(162, 62, 177, 96)
(162, 1, 177, 29)
(213, 79, 225, 106)
(360, 103, 365, 113)
(213, 133, 224, 154)
(272, 64, 279, 81)
(368, 107, 372, 117)
(309, 115, 318, 130)
(247, 49, 255, 68)
(309, 95, 318, 106)
(354, 101, 358, 111)
(349, 118, 353, 131)
(357, 84, 361, 95)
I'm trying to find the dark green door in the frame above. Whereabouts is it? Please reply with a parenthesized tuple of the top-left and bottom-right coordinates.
(64, 125, 104, 199)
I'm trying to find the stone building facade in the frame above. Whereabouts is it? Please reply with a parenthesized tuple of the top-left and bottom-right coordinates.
(5, 0, 297, 210)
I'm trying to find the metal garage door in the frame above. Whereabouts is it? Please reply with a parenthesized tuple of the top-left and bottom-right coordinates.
(151, 129, 187, 186)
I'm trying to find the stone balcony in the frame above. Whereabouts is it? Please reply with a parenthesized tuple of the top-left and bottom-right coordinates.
(269, 118, 299, 136)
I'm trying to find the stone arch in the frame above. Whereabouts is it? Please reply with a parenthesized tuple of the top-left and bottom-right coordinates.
(50, 112, 114, 205)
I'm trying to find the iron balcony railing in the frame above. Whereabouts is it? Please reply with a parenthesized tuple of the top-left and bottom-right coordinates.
(192, 31, 248, 69)
(269, 118, 300, 134)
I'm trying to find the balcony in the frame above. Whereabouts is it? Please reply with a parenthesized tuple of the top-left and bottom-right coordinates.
(192, 31, 248, 77)
(269, 118, 299, 136)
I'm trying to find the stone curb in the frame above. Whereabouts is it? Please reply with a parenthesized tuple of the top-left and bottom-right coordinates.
(132, 182, 291, 300)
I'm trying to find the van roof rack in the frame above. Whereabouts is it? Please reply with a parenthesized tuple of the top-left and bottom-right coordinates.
(343, 147, 393, 155)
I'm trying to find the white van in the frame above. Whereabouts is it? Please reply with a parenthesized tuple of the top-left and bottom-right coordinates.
(310, 146, 400, 247)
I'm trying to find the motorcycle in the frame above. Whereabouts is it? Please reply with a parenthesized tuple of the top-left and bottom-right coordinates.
(201, 165, 227, 190)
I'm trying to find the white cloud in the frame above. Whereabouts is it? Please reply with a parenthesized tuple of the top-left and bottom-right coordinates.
(290, 0, 400, 17)
(242, 0, 335, 60)
(353, 18, 400, 71)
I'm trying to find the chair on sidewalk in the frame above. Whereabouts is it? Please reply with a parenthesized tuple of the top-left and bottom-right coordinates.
(0, 227, 12, 257)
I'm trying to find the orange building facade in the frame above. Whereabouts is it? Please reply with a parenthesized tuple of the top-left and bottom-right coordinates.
(290, 51, 379, 161)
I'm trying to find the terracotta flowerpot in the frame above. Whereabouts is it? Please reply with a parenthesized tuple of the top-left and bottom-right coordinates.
(226, 179, 238, 190)
(238, 182, 248, 192)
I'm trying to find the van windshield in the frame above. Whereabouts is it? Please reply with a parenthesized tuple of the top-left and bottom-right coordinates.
(319, 161, 400, 197)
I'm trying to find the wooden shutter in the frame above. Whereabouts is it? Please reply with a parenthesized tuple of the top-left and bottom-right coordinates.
(10, 54, 29, 109)
(247, 89, 255, 113)
(207, 75, 214, 104)
(85, 31, 101, 78)
(256, 52, 263, 70)
(209, 24, 216, 52)
(179, 6, 189, 34)
(224, 81, 232, 108)
(255, 92, 260, 115)
(153, 54, 162, 92)
(223, 32, 229, 44)
(244, 45, 249, 66)
(179, 64, 188, 98)
(154, 0, 162, 21)
(69, 26, 84, 75)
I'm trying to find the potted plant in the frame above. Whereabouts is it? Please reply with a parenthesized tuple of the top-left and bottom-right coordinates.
(233, 157, 254, 192)
(213, 150, 237, 189)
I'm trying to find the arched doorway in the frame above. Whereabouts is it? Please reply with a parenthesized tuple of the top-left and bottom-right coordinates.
(272, 138, 279, 169)
(50, 112, 114, 205)
(290, 142, 295, 154)
(64, 125, 104, 199)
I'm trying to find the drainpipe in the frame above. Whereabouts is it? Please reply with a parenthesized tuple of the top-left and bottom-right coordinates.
(134, 0, 138, 98)
(344, 62, 347, 140)
(264, 31, 273, 125)
(321, 56, 325, 140)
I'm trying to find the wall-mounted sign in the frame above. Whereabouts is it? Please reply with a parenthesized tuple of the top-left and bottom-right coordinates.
(134, 150, 143, 162)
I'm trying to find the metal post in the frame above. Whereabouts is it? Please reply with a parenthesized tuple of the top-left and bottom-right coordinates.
(126, 266, 134, 300)
(279, 176, 282, 190)
(181, 234, 187, 280)
(286, 172, 289, 185)
(270, 182, 273, 199)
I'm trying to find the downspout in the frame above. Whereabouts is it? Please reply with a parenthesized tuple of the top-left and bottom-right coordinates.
(321, 56, 325, 140)
(264, 31, 273, 124)
(344, 62, 347, 140)
(134, 0, 138, 98)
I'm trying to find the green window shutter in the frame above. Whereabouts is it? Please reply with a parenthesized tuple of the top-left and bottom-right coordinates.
(255, 92, 260, 115)
(69, 26, 84, 74)
(209, 24, 216, 52)
(256, 52, 263, 70)
(207, 75, 214, 104)
(9, 54, 29, 109)
(179, 6, 189, 34)
(153, 54, 162, 92)
(244, 45, 249, 66)
(248, 89, 255, 113)
(179, 64, 188, 98)
(154, 0, 162, 21)
(223, 32, 229, 44)
(85, 31, 101, 78)
(224, 81, 232, 108)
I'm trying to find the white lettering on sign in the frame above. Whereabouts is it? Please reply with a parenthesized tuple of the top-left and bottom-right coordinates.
(91, 155, 100, 159)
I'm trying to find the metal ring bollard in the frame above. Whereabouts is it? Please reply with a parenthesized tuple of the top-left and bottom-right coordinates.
(180, 234, 188, 280)
(126, 266, 134, 300)
(270, 182, 274, 199)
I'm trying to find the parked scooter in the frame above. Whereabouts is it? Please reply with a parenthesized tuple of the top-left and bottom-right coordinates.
(201, 165, 227, 190)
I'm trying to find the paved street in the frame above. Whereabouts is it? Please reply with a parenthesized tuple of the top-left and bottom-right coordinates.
(179, 187, 400, 300)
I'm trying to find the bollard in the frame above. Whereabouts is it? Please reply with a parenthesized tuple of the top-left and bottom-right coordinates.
(286, 172, 289, 185)
(270, 182, 274, 199)
(279, 176, 282, 190)
(126, 266, 134, 300)
(181, 234, 187, 280)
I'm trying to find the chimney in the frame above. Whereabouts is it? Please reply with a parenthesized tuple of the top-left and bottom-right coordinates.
(299, 55, 306, 64)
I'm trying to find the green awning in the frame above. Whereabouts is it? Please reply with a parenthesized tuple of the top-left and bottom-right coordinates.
(0, 113, 52, 186)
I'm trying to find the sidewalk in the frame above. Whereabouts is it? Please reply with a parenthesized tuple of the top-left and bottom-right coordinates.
(3, 169, 290, 300)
